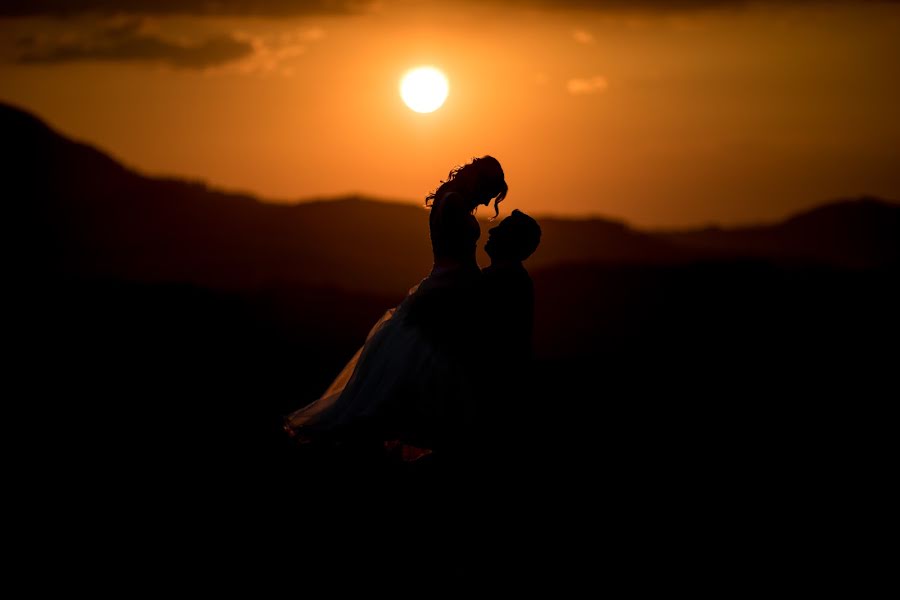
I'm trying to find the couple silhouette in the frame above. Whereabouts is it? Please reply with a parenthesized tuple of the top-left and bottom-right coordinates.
(284, 156, 541, 467)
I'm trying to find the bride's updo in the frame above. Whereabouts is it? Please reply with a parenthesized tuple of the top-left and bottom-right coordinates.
(426, 155, 508, 219)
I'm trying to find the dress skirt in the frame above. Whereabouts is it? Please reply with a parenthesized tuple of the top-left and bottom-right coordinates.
(284, 265, 480, 448)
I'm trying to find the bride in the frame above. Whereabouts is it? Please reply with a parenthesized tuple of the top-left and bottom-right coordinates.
(284, 156, 508, 452)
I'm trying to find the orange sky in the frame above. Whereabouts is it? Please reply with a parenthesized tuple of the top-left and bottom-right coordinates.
(2, 1, 899, 227)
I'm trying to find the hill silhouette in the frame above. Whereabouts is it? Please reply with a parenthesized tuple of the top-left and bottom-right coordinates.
(6, 102, 430, 295)
(7, 101, 898, 542)
(657, 198, 900, 269)
(7, 101, 896, 296)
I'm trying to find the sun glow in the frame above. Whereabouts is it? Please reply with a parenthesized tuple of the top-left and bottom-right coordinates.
(400, 67, 449, 113)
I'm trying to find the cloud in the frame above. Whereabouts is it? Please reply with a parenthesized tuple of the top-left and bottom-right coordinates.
(572, 29, 594, 44)
(228, 27, 326, 76)
(15, 20, 254, 69)
(567, 75, 608, 95)
(0, 1, 376, 18)
(2, 0, 897, 18)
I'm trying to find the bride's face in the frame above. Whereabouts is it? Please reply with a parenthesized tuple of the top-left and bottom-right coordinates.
(473, 185, 497, 208)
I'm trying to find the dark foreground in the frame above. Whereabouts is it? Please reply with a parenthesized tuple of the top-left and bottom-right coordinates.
(11, 260, 894, 585)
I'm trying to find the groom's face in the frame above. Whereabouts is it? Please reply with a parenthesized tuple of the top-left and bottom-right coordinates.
(485, 219, 513, 258)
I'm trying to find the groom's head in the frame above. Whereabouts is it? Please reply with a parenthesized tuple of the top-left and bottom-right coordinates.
(485, 209, 541, 263)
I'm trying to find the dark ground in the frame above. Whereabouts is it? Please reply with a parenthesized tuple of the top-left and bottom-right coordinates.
(16, 262, 895, 564)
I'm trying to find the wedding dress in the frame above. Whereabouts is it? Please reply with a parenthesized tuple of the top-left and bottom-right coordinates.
(285, 192, 482, 448)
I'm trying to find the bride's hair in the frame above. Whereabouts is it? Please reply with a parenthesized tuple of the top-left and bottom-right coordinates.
(425, 155, 508, 219)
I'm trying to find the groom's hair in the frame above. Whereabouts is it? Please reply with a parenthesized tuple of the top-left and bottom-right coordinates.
(506, 209, 541, 261)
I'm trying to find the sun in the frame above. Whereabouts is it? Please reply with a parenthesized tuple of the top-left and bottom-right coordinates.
(400, 66, 449, 113)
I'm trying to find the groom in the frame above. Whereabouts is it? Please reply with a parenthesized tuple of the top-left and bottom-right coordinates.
(482, 209, 541, 368)
(459, 209, 542, 465)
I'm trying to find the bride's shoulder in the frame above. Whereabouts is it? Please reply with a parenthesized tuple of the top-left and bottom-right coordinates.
(433, 191, 469, 216)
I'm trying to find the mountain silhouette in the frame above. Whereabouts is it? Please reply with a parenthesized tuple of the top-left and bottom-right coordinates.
(6, 100, 895, 298)
(5, 102, 430, 295)
(658, 198, 900, 269)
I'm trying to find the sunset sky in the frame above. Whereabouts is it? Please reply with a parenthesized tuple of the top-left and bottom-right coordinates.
(2, 1, 899, 227)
